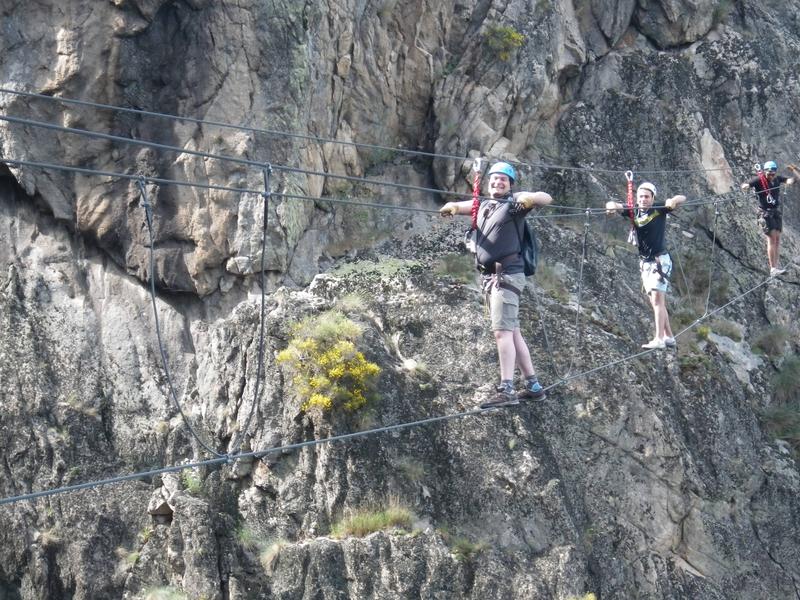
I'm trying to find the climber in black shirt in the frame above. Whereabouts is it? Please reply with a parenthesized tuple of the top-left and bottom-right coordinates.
(741, 161, 798, 276)
(606, 182, 686, 350)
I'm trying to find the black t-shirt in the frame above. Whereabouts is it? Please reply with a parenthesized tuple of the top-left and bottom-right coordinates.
(620, 203, 673, 260)
(748, 175, 788, 210)
(475, 196, 531, 273)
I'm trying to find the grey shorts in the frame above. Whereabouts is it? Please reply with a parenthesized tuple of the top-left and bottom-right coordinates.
(640, 254, 672, 293)
(484, 272, 526, 331)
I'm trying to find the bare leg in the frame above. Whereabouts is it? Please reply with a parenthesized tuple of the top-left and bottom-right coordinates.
(649, 290, 672, 339)
(512, 328, 536, 378)
(494, 330, 516, 381)
(766, 231, 780, 269)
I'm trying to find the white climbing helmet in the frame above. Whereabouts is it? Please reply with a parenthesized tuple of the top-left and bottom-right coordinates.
(637, 182, 657, 198)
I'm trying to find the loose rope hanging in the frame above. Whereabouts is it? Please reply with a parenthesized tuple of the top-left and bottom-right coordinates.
(229, 165, 272, 455)
(703, 200, 721, 316)
(137, 178, 225, 459)
(532, 207, 592, 383)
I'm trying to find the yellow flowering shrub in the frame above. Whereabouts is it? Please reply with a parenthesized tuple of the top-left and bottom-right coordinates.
(276, 311, 380, 412)
(483, 25, 525, 62)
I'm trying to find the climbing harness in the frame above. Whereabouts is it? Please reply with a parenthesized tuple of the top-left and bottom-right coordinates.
(755, 163, 772, 201)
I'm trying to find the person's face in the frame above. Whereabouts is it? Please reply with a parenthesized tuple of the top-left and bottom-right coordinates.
(637, 189, 654, 209)
(767, 170, 777, 179)
(488, 173, 511, 198)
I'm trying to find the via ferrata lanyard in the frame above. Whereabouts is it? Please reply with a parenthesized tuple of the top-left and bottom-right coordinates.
(625, 170, 637, 246)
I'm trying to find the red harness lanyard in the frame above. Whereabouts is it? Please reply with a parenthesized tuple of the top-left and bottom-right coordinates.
(625, 170, 637, 245)
(471, 158, 483, 230)
(755, 164, 772, 206)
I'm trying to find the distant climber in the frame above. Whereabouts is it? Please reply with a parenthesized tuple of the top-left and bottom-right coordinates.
(439, 161, 552, 408)
(740, 161, 798, 276)
(606, 182, 686, 350)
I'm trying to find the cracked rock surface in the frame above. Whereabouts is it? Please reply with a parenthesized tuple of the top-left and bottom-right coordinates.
(1, 1, 800, 599)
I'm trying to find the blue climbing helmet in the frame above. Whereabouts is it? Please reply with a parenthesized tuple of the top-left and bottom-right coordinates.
(487, 161, 516, 184)
(764, 160, 778, 172)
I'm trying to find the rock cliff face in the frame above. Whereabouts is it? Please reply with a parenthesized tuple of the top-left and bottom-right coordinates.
(1, 1, 800, 599)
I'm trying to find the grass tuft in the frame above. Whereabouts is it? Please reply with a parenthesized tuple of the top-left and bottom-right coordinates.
(181, 470, 203, 495)
(259, 539, 288, 573)
(331, 501, 413, 538)
(144, 587, 188, 600)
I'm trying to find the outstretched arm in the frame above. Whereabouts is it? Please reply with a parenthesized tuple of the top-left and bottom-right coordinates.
(605, 201, 623, 215)
(513, 191, 553, 209)
(438, 200, 474, 216)
(665, 195, 686, 210)
(787, 164, 799, 185)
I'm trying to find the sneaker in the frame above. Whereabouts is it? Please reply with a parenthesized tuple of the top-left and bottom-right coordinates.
(642, 338, 666, 349)
(771, 267, 787, 276)
(480, 387, 519, 409)
(519, 380, 546, 401)
(663, 336, 676, 348)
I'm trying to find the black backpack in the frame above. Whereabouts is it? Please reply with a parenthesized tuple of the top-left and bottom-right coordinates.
(518, 220, 538, 276)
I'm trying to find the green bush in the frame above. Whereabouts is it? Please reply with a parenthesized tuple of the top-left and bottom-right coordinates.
(671, 250, 729, 308)
(710, 318, 743, 342)
(331, 502, 413, 538)
(761, 404, 800, 455)
(434, 253, 476, 284)
(437, 528, 487, 562)
(394, 456, 426, 483)
(450, 536, 487, 562)
(713, 0, 733, 25)
(277, 310, 380, 412)
(677, 342, 711, 372)
(483, 25, 525, 61)
(752, 325, 790, 357)
(672, 305, 702, 332)
(334, 293, 367, 314)
(362, 147, 399, 170)
(532, 263, 569, 302)
(773, 355, 800, 403)
(181, 470, 203, 495)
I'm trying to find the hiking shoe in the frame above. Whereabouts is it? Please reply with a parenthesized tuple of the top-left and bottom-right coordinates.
(770, 267, 787, 277)
(519, 380, 546, 401)
(479, 388, 519, 409)
(663, 336, 676, 348)
(642, 338, 666, 349)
